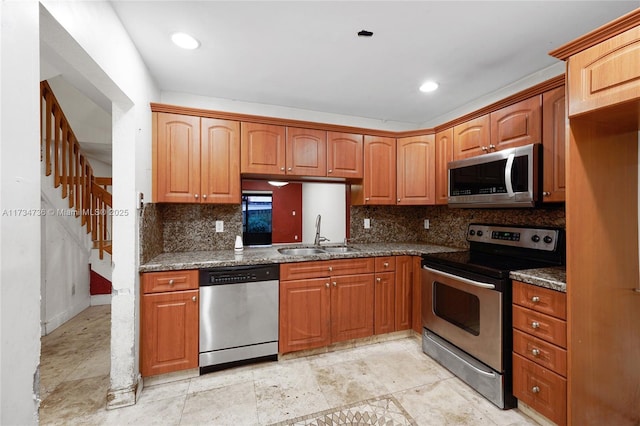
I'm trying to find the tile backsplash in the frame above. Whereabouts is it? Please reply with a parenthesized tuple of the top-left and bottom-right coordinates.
(141, 202, 565, 262)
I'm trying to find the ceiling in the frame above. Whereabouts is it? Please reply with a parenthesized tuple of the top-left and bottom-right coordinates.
(109, 1, 639, 128)
(41, 1, 640, 167)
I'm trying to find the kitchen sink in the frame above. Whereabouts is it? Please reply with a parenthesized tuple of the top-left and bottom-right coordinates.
(277, 248, 326, 256)
(322, 246, 360, 253)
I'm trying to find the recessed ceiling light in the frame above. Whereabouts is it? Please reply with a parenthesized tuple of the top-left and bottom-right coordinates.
(171, 32, 200, 50)
(419, 81, 439, 93)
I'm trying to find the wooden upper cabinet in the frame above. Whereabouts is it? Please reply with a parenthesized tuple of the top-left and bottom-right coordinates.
(435, 128, 453, 205)
(241, 122, 286, 175)
(566, 24, 640, 118)
(542, 87, 566, 203)
(453, 114, 490, 160)
(286, 127, 327, 177)
(396, 135, 436, 205)
(352, 136, 396, 205)
(154, 113, 201, 203)
(490, 95, 542, 151)
(201, 118, 241, 203)
(327, 132, 363, 179)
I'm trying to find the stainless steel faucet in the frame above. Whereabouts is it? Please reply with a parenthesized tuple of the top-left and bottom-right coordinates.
(314, 214, 329, 246)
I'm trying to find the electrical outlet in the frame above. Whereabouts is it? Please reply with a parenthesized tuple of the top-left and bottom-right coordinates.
(364, 218, 371, 229)
(215, 220, 224, 232)
(424, 219, 430, 229)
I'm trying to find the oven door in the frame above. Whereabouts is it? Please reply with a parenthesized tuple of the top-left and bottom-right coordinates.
(421, 265, 504, 371)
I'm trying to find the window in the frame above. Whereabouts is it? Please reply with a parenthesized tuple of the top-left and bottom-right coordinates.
(242, 192, 273, 246)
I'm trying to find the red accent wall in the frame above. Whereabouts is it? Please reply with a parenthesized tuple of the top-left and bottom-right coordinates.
(241, 180, 303, 243)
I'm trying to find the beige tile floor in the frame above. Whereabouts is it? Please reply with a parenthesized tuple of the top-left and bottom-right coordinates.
(40, 306, 539, 425)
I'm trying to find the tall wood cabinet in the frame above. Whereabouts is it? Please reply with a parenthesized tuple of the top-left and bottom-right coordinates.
(550, 12, 640, 426)
(153, 113, 240, 203)
(396, 135, 436, 205)
(140, 270, 199, 377)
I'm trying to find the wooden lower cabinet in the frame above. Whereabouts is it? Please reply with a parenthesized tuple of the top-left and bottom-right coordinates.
(512, 281, 567, 426)
(140, 270, 199, 377)
(394, 256, 413, 331)
(279, 278, 331, 353)
(374, 271, 395, 335)
(331, 274, 375, 341)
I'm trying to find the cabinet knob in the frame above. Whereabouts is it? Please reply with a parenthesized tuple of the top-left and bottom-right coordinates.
(332, 282, 337, 287)
(482, 146, 488, 152)
(325, 282, 330, 288)
(194, 194, 199, 199)
(328, 266, 333, 272)
(168, 279, 175, 286)
(531, 321, 540, 329)
(365, 198, 370, 202)
(543, 191, 551, 197)
(489, 144, 496, 150)
(328, 169, 333, 173)
(383, 262, 389, 268)
(202, 194, 207, 199)
(531, 296, 540, 303)
(532, 386, 540, 394)
(287, 167, 292, 171)
(397, 199, 401, 202)
(376, 277, 381, 283)
(280, 167, 285, 171)
(531, 348, 540, 357)
(192, 296, 197, 302)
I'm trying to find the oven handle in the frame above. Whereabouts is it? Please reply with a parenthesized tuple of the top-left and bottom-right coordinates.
(425, 332, 497, 379)
(504, 152, 515, 198)
(423, 266, 496, 290)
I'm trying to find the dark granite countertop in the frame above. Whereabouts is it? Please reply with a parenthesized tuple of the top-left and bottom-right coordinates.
(139, 243, 462, 273)
(510, 266, 566, 293)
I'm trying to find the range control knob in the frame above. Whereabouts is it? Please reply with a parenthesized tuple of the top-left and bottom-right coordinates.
(543, 236, 553, 244)
(477, 230, 483, 237)
(531, 235, 540, 243)
(469, 230, 476, 236)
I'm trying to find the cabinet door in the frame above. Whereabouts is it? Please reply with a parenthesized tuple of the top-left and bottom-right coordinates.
(140, 290, 199, 377)
(394, 256, 413, 331)
(490, 96, 541, 151)
(279, 278, 331, 353)
(241, 122, 286, 175)
(453, 115, 490, 160)
(330, 274, 374, 342)
(327, 132, 363, 179)
(374, 272, 395, 335)
(566, 24, 640, 117)
(358, 136, 396, 205)
(154, 113, 201, 203)
(396, 135, 436, 205)
(201, 118, 240, 203)
(542, 87, 566, 203)
(435, 128, 453, 205)
(286, 127, 327, 177)
(411, 256, 422, 334)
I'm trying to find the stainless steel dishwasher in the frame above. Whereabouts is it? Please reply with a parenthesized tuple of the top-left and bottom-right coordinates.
(199, 264, 279, 374)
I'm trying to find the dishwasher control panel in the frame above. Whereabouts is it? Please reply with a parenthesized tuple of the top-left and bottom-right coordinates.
(200, 264, 279, 285)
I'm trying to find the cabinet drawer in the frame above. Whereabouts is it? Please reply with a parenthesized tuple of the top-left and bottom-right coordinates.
(281, 258, 374, 281)
(513, 281, 566, 319)
(142, 270, 199, 294)
(375, 256, 395, 272)
(513, 353, 567, 426)
(513, 305, 567, 348)
(513, 329, 567, 377)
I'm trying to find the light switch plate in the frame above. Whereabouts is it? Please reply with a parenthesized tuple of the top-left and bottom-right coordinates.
(424, 219, 430, 229)
(364, 218, 371, 229)
(215, 220, 224, 232)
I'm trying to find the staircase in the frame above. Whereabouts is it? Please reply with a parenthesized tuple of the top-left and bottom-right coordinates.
(40, 81, 112, 302)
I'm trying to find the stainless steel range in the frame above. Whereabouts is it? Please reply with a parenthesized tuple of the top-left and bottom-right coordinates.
(421, 223, 565, 409)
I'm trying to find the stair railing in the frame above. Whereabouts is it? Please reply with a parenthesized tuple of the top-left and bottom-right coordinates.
(40, 81, 112, 259)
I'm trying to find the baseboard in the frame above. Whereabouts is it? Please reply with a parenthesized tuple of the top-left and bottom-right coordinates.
(91, 294, 112, 306)
(42, 298, 90, 335)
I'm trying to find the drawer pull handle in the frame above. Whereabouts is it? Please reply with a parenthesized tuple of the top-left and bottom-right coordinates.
(532, 386, 540, 394)
(531, 348, 540, 356)
(168, 279, 175, 286)
(531, 321, 540, 329)
(531, 296, 540, 303)
(328, 266, 333, 272)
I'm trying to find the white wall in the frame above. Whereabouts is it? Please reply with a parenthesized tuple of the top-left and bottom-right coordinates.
(40, 172, 92, 336)
(302, 183, 346, 244)
(0, 1, 42, 424)
(40, 0, 159, 409)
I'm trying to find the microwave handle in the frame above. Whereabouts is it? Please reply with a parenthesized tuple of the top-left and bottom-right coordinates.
(504, 153, 515, 198)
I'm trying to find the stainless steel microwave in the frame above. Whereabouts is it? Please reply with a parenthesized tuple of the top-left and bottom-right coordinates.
(448, 143, 540, 208)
